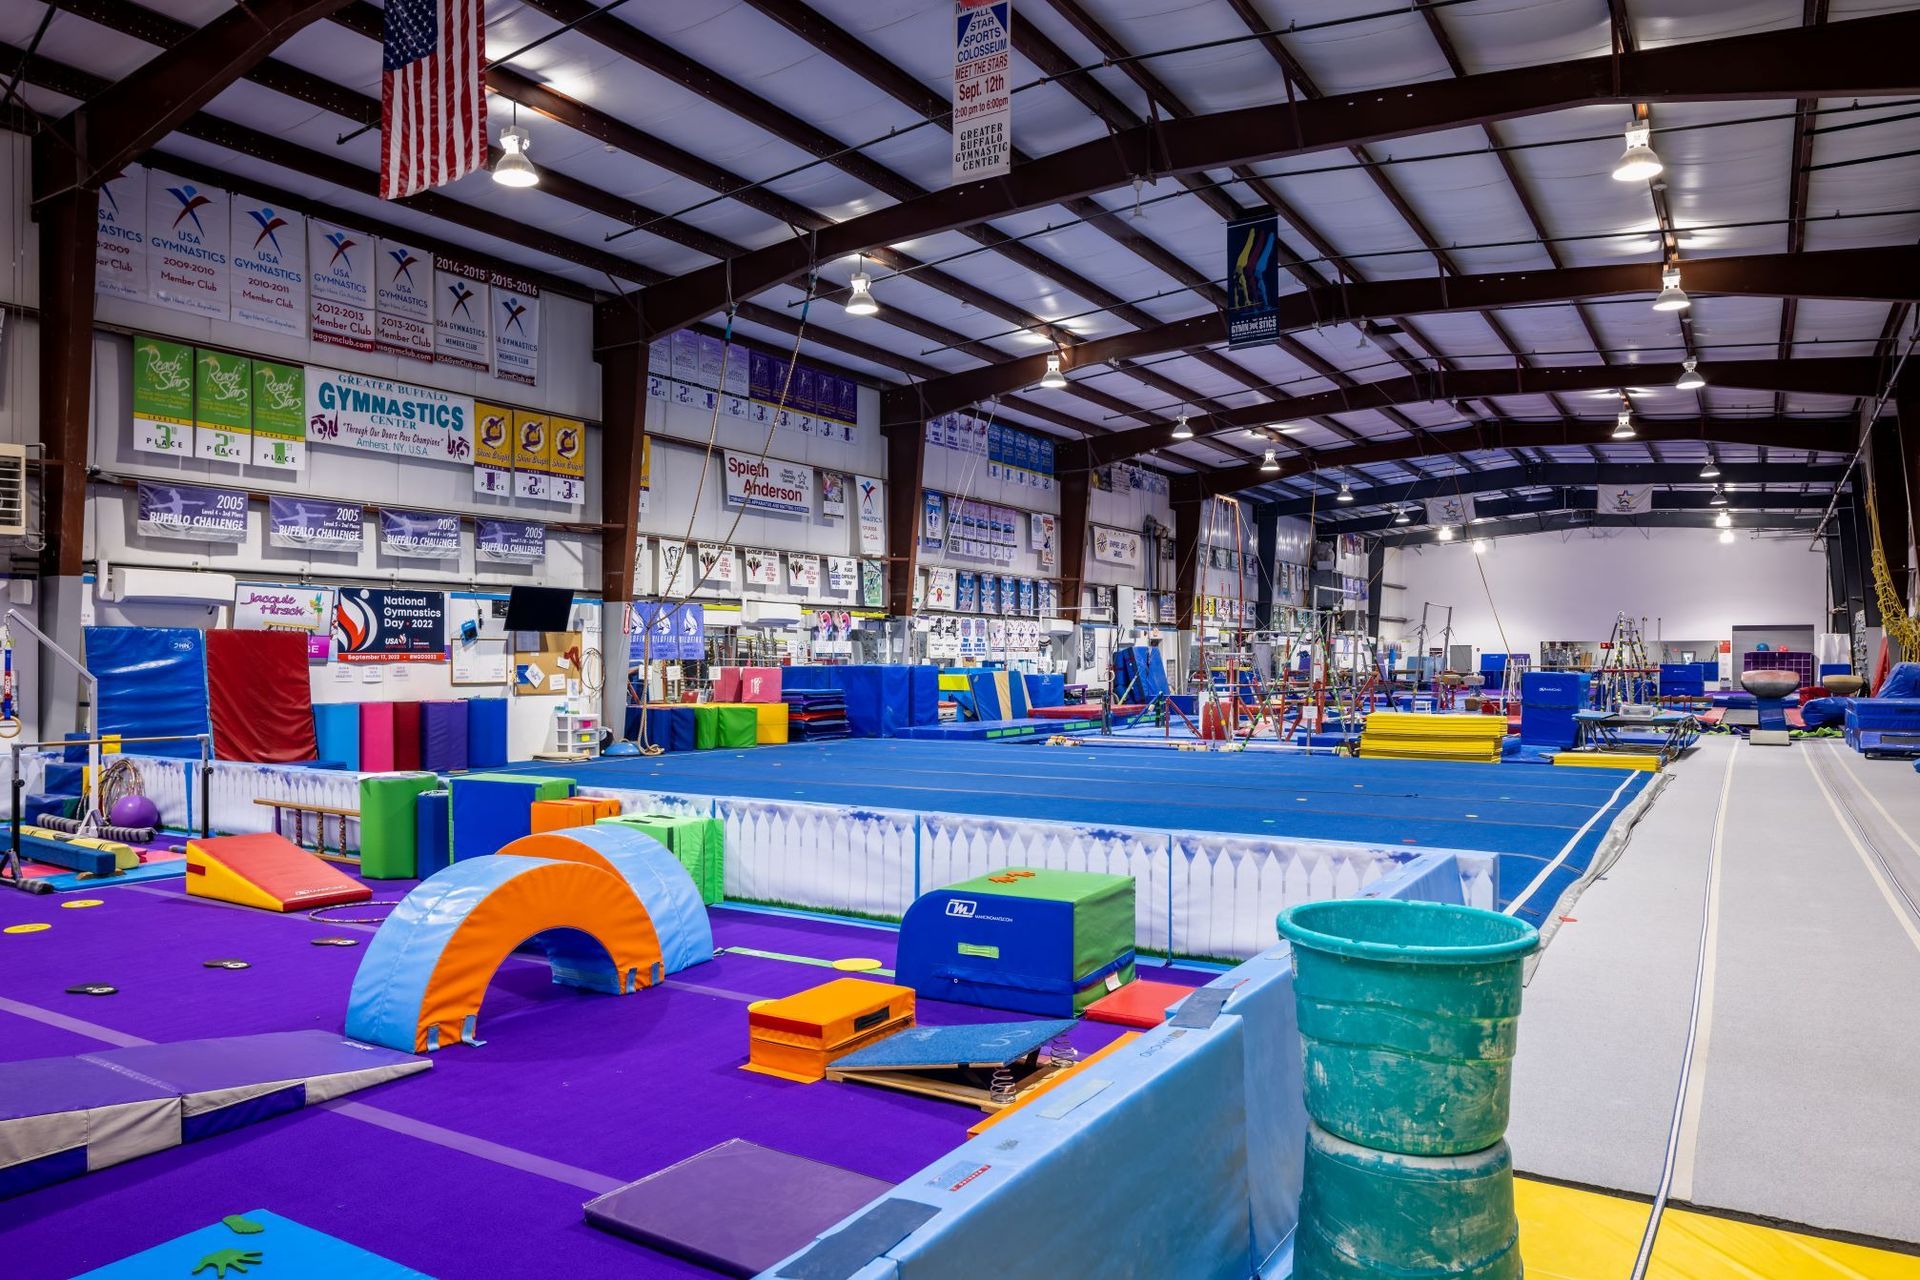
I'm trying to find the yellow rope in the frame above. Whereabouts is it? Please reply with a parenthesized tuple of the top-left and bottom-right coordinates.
(1865, 478, 1920, 660)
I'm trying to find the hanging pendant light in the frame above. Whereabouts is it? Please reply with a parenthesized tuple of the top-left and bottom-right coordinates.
(1611, 409, 1636, 439)
(844, 257, 878, 317)
(1699, 456, 1721, 479)
(1393, 506, 1411, 524)
(1612, 122, 1663, 182)
(1171, 412, 1193, 440)
(1652, 266, 1690, 312)
(1260, 448, 1279, 473)
(1336, 480, 1354, 503)
(493, 103, 538, 188)
(1038, 352, 1067, 390)
(1710, 486, 1727, 506)
(1675, 357, 1705, 390)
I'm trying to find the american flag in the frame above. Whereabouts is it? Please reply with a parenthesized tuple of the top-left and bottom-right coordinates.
(380, 0, 487, 200)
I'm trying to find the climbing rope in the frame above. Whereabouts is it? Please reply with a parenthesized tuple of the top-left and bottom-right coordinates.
(1865, 478, 1920, 662)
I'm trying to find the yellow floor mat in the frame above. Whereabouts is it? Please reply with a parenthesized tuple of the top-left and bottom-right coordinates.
(1518, 1177, 1920, 1279)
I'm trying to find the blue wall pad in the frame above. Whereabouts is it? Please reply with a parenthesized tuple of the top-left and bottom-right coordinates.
(466, 698, 510, 768)
(0, 1031, 428, 1202)
(781, 666, 940, 738)
(84, 626, 210, 759)
(416, 790, 451, 877)
(908, 666, 940, 730)
(313, 703, 362, 771)
(77, 1210, 432, 1278)
(41, 763, 84, 796)
(636, 706, 698, 752)
(1025, 673, 1065, 709)
(420, 701, 469, 772)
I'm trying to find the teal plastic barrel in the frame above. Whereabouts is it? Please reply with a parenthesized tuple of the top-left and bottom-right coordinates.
(1277, 899, 1539, 1156)
(1295, 1118, 1521, 1280)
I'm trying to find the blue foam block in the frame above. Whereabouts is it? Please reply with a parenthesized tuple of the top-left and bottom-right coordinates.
(416, 790, 451, 877)
(41, 763, 83, 796)
(449, 776, 554, 861)
(21, 793, 70, 826)
(466, 698, 510, 768)
(313, 703, 361, 771)
(77, 1210, 430, 1278)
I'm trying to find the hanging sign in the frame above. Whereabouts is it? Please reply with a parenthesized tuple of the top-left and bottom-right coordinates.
(513, 411, 551, 499)
(374, 238, 435, 360)
(857, 475, 885, 554)
(1424, 494, 1476, 526)
(821, 471, 848, 519)
(333, 587, 446, 662)
(638, 433, 651, 518)
(473, 403, 514, 496)
(921, 490, 946, 553)
(629, 601, 704, 661)
(307, 218, 375, 350)
(379, 508, 462, 560)
(742, 548, 782, 588)
(1091, 525, 1143, 568)
(229, 194, 307, 337)
(193, 349, 251, 464)
(861, 560, 885, 608)
(131, 335, 194, 458)
(786, 554, 822, 593)
(268, 495, 363, 552)
(491, 278, 540, 385)
(695, 542, 739, 591)
(927, 566, 957, 610)
(723, 451, 814, 516)
(1225, 214, 1281, 350)
(250, 360, 305, 470)
(827, 556, 857, 594)
(234, 583, 335, 661)
(1031, 512, 1057, 570)
(146, 171, 229, 319)
(476, 518, 547, 564)
(658, 541, 692, 595)
(952, 1, 1013, 183)
(548, 417, 586, 506)
(433, 257, 491, 371)
(304, 367, 472, 462)
(136, 482, 248, 543)
(95, 165, 146, 299)
(1594, 484, 1654, 515)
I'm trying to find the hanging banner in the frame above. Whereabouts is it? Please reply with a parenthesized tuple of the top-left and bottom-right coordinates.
(246, 360, 304, 470)
(473, 403, 514, 496)
(1091, 525, 1143, 568)
(821, 471, 848, 519)
(1595, 484, 1654, 515)
(787, 554, 822, 594)
(131, 335, 194, 458)
(512, 411, 551, 499)
(146, 171, 229, 319)
(136, 482, 248, 543)
(658, 541, 692, 595)
(827, 556, 857, 594)
(305, 367, 472, 462)
(927, 566, 957, 610)
(268, 495, 363, 552)
(549, 417, 586, 506)
(742, 548, 782, 588)
(860, 560, 885, 608)
(375, 239, 435, 360)
(1226, 214, 1281, 350)
(723, 451, 814, 516)
(1031, 512, 1057, 570)
(229, 194, 306, 337)
(379, 508, 462, 560)
(638, 433, 651, 518)
(630, 601, 704, 661)
(921, 490, 946, 553)
(234, 583, 335, 661)
(434, 257, 491, 371)
(193, 349, 251, 464)
(952, 1, 1012, 183)
(1424, 494, 1476, 527)
(632, 535, 652, 596)
(476, 518, 547, 564)
(491, 279, 540, 385)
(695, 542, 739, 592)
(857, 475, 885, 555)
(333, 587, 446, 662)
(96, 164, 146, 299)
(307, 218, 374, 350)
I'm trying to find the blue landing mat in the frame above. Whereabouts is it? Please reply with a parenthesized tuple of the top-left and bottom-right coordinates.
(79, 1210, 431, 1277)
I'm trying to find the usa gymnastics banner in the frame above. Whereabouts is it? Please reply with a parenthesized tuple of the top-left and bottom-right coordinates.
(333, 587, 447, 663)
(229, 193, 307, 338)
(375, 238, 435, 360)
(308, 217, 375, 351)
(434, 257, 491, 371)
(492, 280, 540, 386)
(146, 171, 229, 320)
(1225, 214, 1280, 350)
(95, 164, 146, 300)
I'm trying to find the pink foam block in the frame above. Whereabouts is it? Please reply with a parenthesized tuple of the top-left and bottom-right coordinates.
(359, 701, 397, 772)
(739, 667, 783, 703)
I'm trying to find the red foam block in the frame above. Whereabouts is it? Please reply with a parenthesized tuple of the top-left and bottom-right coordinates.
(1085, 979, 1200, 1029)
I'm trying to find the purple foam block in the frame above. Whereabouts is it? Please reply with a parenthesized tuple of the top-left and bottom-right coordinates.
(583, 1139, 890, 1278)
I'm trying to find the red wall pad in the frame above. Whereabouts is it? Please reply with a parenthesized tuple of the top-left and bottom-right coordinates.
(392, 701, 422, 772)
(206, 630, 319, 763)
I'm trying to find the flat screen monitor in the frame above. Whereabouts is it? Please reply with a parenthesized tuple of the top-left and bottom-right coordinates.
(504, 586, 573, 633)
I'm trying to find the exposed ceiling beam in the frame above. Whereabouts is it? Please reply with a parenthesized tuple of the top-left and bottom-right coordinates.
(882, 248, 1919, 423)
(626, 12, 1920, 339)
(35, 0, 353, 196)
(1271, 463, 1848, 516)
(1382, 511, 1824, 546)
(1336, 490, 1835, 534)
(1179, 416, 1857, 500)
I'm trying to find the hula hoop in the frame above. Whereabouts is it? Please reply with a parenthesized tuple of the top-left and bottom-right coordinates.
(306, 901, 401, 926)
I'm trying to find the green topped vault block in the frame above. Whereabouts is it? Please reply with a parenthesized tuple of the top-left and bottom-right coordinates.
(598, 813, 724, 905)
(897, 867, 1136, 1016)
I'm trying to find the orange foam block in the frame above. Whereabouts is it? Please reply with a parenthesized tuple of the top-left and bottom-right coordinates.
(1084, 979, 1201, 1029)
(186, 833, 372, 913)
(529, 797, 622, 834)
(743, 978, 915, 1084)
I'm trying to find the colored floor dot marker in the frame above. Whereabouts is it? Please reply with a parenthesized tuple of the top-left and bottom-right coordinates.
(748, 1000, 773, 1013)
(831, 957, 883, 973)
(311, 937, 359, 947)
(60, 899, 105, 909)
(4, 922, 51, 934)
(204, 959, 252, 970)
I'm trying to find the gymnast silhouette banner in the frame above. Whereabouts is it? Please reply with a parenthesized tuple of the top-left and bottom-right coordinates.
(1226, 214, 1281, 350)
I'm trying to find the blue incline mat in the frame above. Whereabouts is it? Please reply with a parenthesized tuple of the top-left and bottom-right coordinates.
(829, 1020, 1076, 1069)
(84, 626, 211, 758)
(78, 1210, 431, 1278)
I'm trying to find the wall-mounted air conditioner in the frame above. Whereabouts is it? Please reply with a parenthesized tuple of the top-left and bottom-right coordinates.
(105, 566, 237, 604)
(0, 444, 26, 537)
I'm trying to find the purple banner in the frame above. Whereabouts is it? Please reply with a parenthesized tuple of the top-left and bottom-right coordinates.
(379, 508, 461, 560)
(475, 518, 546, 564)
(137, 482, 248, 543)
(268, 495, 363, 552)
(629, 600, 705, 661)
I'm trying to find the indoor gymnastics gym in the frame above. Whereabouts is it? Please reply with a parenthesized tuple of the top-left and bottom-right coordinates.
(3, 1, 1920, 1279)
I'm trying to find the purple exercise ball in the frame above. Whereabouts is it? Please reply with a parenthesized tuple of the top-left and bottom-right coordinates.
(108, 794, 160, 829)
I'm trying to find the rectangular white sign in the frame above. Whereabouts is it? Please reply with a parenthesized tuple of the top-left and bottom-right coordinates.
(434, 258, 491, 371)
(952, 1, 1012, 182)
(305, 367, 473, 463)
(375, 239, 435, 361)
(145, 171, 229, 319)
(856, 474, 885, 555)
(229, 194, 307, 337)
(95, 164, 145, 299)
(308, 218, 375, 350)
(724, 451, 814, 516)
(491, 283, 540, 385)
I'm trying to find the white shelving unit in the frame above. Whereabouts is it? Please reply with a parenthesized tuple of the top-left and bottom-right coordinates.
(536, 704, 601, 762)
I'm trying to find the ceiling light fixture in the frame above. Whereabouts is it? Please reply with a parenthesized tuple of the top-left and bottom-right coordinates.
(493, 104, 538, 188)
(1260, 448, 1279, 473)
(1699, 457, 1721, 479)
(1612, 122, 1663, 182)
(1393, 506, 1411, 525)
(1652, 266, 1690, 312)
(1336, 480, 1354, 503)
(1438, 526, 1455, 541)
(1676, 357, 1705, 390)
(1714, 510, 1732, 529)
(1611, 409, 1636, 439)
(844, 258, 878, 317)
(1719, 528, 1736, 544)
(1472, 538, 1490, 555)
(1171, 412, 1193, 440)
(1038, 352, 1067, 390)
(1710, 486, 1727, 506)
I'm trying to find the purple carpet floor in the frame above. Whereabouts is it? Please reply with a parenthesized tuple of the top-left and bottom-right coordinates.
(0, 873, 1206, 1278)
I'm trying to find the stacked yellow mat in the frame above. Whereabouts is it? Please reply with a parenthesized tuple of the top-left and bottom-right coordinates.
(1358, 711, 1506, 763)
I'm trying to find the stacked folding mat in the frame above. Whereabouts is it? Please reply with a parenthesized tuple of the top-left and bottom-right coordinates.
(782, 688, 849, 742)
(1358, 710, 1507, 763)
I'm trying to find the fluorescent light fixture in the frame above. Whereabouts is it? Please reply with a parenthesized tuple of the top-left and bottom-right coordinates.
(1393, 506, 1411, 524)
(1700, 458, 1720, 479)
(493, 125, 538, 187)
(1611, 410, 1636, 439)
(1676, 357, 1704, 390)
(1719, 528, 1736, 544)
(844, 268, 878, 317)
(1613, 122, 1663, 182)
(1652, 266, 1690, 312)
(1471, 538, 1490, 555)
(1438, 526, 1454, 541)
(1038, 352, 1067, 390)
(1260, 448, 1279, 473)
(1715, 510, 1732, 528)
(1710, 486, 1727, 505)
(1336, 481, 1354, 503)
(1171, 412, 1193, 440)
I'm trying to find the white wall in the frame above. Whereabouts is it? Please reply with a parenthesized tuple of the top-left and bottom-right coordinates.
(919, 432, 1056, 585)
(1382, 526, 1830, 662)
(1086, 472, 1173, 590)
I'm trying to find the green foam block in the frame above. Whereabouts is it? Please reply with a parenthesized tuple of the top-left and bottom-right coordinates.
(357, 772, 441, 879)
(598, 814, 724, 904)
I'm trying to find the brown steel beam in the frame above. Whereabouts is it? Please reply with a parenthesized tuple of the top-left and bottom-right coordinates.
(884, 426, 926, 618)
(1057, 467, 1090, 627)
(1872, 408, 1912, 616)
(598, 341, 645, 603)
(1173, 498, 1200, 629)
(32, 178, 93, 577)
(630, 12, 1920, 339)
(888, 248, 1920, 424)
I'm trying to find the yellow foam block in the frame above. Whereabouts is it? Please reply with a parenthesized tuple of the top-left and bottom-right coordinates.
(938, 673, 971, 692)
(1552, 752, 1660, 772)
(753, 701, 789, 744)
